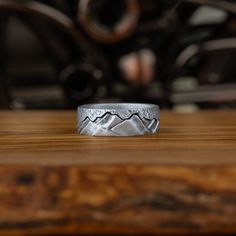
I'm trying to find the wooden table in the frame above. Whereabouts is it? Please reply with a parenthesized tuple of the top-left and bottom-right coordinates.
(0, 111, 236, 235)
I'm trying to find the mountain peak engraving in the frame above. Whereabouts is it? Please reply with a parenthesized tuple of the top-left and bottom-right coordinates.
(78, 112, 159, 136)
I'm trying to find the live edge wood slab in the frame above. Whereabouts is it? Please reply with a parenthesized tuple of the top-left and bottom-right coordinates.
(0, 111, 236, 235)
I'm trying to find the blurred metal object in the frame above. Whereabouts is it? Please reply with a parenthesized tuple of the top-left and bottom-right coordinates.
(0, 0, 110, 108)
(176, 38, 236, 69)
(171, 83, 236, 104)
(183, 0, 236, 15)
(59, 64, 103, 105)
(0, 0, 108, 65)
(0, 0, 236, 109)
(78, 0, 140, 43)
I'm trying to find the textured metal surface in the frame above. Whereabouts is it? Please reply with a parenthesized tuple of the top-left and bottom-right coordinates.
(77, 103, 160, 136)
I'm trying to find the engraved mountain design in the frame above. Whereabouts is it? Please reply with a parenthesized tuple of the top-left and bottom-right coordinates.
(78, 112, 159, 136)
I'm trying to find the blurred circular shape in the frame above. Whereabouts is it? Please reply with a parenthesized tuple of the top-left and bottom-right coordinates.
(78, 0, 140, 43)
(60, 64, 102, 104)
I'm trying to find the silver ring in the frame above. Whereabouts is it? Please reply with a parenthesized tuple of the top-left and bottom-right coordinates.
(77, 103, 160, 136)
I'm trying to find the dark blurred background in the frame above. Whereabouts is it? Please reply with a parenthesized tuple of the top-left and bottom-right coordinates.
(0, 0, 236, 110)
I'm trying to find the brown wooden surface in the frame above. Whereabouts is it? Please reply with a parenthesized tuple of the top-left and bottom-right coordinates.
(0, 111, 236, 235)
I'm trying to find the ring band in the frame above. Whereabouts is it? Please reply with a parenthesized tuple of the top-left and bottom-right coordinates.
(77, 103, 160, 136)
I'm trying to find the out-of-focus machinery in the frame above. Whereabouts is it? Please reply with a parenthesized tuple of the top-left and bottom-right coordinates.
(0, 0, 236, 109)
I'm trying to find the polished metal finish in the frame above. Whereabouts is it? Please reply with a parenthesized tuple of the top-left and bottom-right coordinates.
(77, 103, 160, 136)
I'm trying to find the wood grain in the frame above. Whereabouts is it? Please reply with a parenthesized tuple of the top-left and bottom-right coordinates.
(0, 111, 235, 165)
(0, 111, 235, 235)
